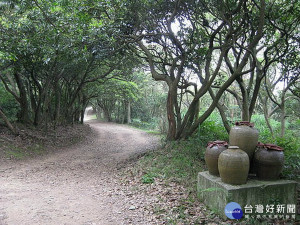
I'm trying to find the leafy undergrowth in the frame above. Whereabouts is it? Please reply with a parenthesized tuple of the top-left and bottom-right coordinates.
(121, 139, 299, 225)
(0, 123, 92, 160)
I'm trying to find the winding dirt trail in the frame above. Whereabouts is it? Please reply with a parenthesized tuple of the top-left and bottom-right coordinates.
(0, 121, 160, 225)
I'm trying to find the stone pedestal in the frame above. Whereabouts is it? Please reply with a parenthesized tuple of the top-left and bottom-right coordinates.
(197, 171, 297, 219)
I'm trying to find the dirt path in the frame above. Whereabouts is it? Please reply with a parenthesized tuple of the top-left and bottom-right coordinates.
(0, 121, 160, 225)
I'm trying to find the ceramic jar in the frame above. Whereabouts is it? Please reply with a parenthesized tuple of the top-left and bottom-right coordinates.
(249, 142, 265, 175)
(218, 146, 250, 185)
(254, 144, 284, 180)
(229, 121, 259, 160)
(205, 140, 228, 176)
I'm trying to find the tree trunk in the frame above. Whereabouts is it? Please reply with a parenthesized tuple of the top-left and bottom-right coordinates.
(117, 101, 120, 123)
(208, 88, 231, 133)
(177, 98, 199, 139)
(34, 99, 42, 126)
(80, 109, 85, 124)
(216, 103, 231, 134)
(237, 79, 250, 121)
(74, 108, 80, 123)
(54, 79, 61, 127)
(260, 96, 274, 138)
(249, 72, 264, 120)
(241, 99, 250, 121)
(229, 97, 236, 121)
(123, 101, 127, 123)
(0, 107, 17, 134)
(127, 101, 131, 124)
(166, 89, 177, 140)
(280, 104, 285, 137)
(14, 73, 31, 124)
(103, 108, 112, 122)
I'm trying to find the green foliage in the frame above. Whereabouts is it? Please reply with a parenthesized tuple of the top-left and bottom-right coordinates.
(251, 114, 300, 179)
(141, 173, 156, 184)
(131, 118, 152, 129)
(91, 75, 140, 122)
(131, 73, 167, 128)
(197, 112, 229, 144)
(276, 132, 300, 179)
(131, 118, 161, 131)
(251, 114, 281, 141)
(139, 141, 203, 187)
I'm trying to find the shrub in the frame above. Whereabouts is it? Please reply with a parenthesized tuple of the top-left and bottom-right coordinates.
(197, 112, 229, 143)
(275, 132, 300, 179)
(251, 114, 300, 179)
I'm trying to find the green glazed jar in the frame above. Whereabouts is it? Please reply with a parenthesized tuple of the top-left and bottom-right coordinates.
(254, 144, 284, 180)
(205, 140, 228, 176)
(229, 121, 259, 161)
(218, 146, 250, 185)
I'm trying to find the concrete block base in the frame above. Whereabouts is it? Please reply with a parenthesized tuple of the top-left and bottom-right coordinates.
(197, 171, 297, 219)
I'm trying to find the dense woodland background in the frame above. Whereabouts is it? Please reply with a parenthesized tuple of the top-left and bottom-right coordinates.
(0, 0, 299, 177)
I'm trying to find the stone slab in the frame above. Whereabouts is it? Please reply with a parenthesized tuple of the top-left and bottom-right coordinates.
(197, 171, 297, 219)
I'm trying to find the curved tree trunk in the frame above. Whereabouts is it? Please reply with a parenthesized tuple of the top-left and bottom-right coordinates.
(280, 105, 286, 138)
(209, 88, 231, 133)
(0, 107, 17, 134)
(166, 89, 177, 140)
(14, 73, 31, 124)
(260, 95, 274, 138)
(216, 103, 231, 134)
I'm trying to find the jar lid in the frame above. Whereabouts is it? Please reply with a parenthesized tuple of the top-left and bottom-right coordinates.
(228, 146, 240, 150)
(207, 140, 228, 148)
(257, 142, 265, 147)
(264, 144, 284, 151)
(235, 121, 254, 127)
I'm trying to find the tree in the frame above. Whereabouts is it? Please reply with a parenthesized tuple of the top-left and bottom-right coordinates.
(93, 75, 139, 123)
(261, 65, 300, 138)
(0, 0, 120, 127)
(0, 82, 18, 133)
(119, 0, 266, 140)
(218, 0, 300, 123)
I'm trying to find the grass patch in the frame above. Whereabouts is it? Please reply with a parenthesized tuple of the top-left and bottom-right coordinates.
(138, 139, 206, 192)
(145, 130, 161, 135)
(88, 114, 97, 120)
(141, 172, 157, 184)
(5, 147, 26, 159)
(129, 123, 162, 135)
(4, 143, 45, 159)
